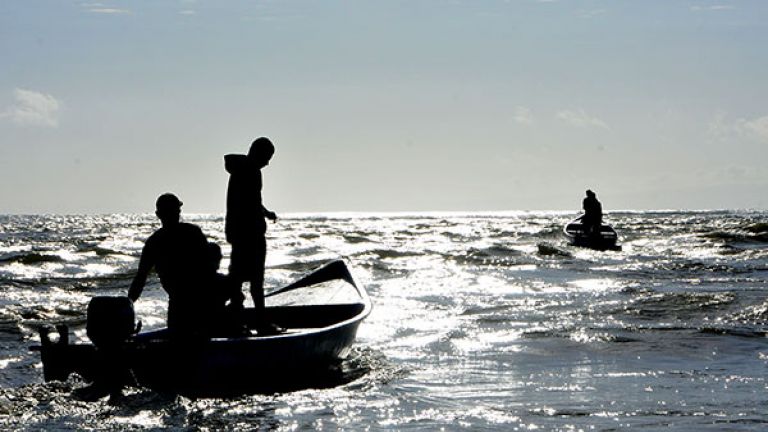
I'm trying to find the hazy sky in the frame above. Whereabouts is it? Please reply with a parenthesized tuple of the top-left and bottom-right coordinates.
(1, 1, 767, 214)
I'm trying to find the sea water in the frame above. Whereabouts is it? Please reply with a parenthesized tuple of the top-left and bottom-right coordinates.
(1, 211, 767, 430)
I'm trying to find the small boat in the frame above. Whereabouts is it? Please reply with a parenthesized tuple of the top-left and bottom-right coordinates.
(32, 260, 372, 397)
(563, 217, 621, 251)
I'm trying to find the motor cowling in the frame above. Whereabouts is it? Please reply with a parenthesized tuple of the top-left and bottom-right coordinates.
(86, 296, 137, 347)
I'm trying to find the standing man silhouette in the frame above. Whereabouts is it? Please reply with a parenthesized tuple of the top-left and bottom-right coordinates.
(224, 137, 281, 334)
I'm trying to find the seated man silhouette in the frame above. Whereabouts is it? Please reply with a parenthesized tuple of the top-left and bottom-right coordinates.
(581, 189, 603, 236)
(128, 193, 210, 336)
(204, 242, 247, 334)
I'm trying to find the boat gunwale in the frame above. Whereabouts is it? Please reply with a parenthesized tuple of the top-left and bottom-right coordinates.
(209, 295, 372, 343)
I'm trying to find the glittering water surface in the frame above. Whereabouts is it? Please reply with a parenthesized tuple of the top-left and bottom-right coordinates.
(1, 211, 768, 430)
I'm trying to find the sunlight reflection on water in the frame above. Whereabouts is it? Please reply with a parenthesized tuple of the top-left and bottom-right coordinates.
(1, 211, 767, 429)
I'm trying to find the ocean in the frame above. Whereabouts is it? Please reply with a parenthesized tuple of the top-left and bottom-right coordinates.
(1, 211, 767, 430)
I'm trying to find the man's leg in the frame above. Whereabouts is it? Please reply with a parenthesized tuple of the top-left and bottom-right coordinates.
(249, 236, 284, 334)
(228, 242, 249, 297)
(249, 236, 267, 314)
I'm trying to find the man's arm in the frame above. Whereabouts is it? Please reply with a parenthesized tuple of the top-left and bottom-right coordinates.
(128, 244, 153, 302)
(262, 205, 277, 222)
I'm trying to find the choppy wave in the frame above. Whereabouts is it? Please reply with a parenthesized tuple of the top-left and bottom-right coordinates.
(0, 252, 65, 265)
(620, 291, 736, 319)
(449, 245, 531, 267)
(75, 243, 129, 257)
(702, 230, 768, 243)
(744, 222, 768, 233)
(353, 248, 425, 260)
(536, 242, 573, 258)
(725, 300, 768, 325)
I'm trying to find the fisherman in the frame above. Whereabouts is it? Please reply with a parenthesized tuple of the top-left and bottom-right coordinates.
(75, 193, 209, 401)
(127, 193, 210, 335)
(582, 189, 603, 236)
(224, 137, 282, 335)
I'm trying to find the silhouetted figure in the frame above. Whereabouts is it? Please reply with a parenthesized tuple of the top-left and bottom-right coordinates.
(581, 189, 603, 236)
(205, 242, 246, 334)
(128, 193, 210, 335)
(224, 137, 282, 335)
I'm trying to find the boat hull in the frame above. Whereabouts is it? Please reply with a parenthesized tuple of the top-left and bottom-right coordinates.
(130, 304, 366, 395)
(563, 218, 621, 251)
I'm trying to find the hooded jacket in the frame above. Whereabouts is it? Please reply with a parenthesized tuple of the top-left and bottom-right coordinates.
(224, 154, 267, 243)
(582, 194, 603, 225)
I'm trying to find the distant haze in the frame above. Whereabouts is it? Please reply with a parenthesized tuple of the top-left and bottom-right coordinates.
(1, 1, 767, 214)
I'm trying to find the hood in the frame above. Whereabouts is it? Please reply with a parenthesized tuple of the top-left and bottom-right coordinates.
(224, 154, 250, 174)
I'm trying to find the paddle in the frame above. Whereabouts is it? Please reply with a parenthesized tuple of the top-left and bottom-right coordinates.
(265, 260, 356, 298)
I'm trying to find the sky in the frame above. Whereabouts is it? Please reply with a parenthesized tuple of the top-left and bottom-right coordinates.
(1, 0, 767, 214)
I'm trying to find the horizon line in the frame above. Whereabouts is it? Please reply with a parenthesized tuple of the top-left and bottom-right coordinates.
(1, 208, 766, 218)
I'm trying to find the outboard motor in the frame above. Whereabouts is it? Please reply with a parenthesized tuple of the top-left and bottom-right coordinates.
(86, 296, 138, 347)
